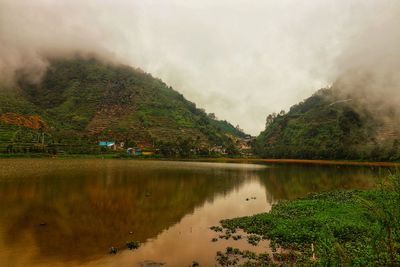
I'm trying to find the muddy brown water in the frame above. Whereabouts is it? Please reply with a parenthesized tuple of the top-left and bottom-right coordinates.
(0, 159, 390, 266)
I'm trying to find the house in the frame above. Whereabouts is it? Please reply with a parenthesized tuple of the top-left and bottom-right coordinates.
(99, 141, 115, 146)
(98, 141, 117, 150)
(210, 146, 227, 154)
(127, 147, 142, 156)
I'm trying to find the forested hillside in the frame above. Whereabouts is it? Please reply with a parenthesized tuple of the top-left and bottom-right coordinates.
(0, 58, 245, 156)
(254, 88, 400, 161)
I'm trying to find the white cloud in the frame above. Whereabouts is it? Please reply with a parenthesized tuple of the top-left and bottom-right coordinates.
(1, 0, 398, 134)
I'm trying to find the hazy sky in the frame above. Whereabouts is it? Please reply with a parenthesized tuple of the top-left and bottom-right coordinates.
(1, 0, 399, 134)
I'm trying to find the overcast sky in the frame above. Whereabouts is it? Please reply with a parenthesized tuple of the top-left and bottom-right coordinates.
(1, 0, 399, 134)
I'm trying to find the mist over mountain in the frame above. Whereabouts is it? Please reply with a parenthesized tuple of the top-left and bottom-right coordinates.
(334, 1, 400, 122)
(1, 1, 399, 135)
(254, 87, 400, 161)
(0, 58, 245, 155)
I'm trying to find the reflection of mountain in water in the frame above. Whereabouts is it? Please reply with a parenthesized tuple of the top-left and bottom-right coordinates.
(0, 160, 259, 263)
(0, 160, 389, 265)
(259, 164, 388, 202)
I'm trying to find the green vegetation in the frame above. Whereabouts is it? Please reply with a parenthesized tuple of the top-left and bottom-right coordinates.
(126, 240, 140, 250)
(209, 119, 247, 139)
(254, 88, 400, 161)
(218, 173, 400, 266)
(0, 58, 245, 156)
(216, 247, 272, 266)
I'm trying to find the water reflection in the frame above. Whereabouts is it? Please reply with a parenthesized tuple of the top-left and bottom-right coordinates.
(0, 160, 264, 265)
(259, 164, 387, 202)
(0, 159, 388, 266)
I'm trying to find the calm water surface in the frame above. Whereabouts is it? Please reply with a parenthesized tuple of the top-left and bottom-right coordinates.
(0, 159, 390, 266)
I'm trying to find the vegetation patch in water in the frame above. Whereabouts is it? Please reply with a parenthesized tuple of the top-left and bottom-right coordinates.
(219, 173, 400, 266)
(126, 240, 140, 250)
(216, 247, 272, 266)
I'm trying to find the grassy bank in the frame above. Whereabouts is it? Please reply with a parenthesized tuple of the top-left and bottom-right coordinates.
(0, 153, 120, 159)
(2, 154, 400, 169)
(195, 158, 400, 167)
(0, 153, 224, 160)
(215, 174, 400, 266)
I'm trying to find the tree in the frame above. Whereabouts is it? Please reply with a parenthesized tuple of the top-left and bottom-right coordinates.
(226, 142, 239, 156)
(208, 113, 217, 120)
(265, 113, 277, 128)
(388, 139, 400, 161)
(235, 125, 243, 133)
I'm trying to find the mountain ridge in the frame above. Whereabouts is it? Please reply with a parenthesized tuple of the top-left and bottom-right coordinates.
(0, 58, 246, 156)
(254, 88, 400, 161)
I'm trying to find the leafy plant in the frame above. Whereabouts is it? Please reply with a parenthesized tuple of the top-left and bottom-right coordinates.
(218, 173, 400, 265)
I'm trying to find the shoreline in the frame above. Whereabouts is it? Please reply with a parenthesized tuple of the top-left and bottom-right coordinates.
(1, 154, 400, 167)
(202, 158, 400, 167)
(216, 173, 400, 265)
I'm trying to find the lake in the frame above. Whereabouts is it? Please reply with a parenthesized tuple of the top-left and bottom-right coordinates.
(0, 159, 390, 266)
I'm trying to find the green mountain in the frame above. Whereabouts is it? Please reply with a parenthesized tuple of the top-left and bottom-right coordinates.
(0, 58, 245, 156)
(254, 88, 400, 161)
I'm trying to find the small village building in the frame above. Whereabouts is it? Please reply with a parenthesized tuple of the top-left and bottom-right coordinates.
(210, 146, 227, 154)
(98, 141, 117, 150)
(127, 147, 142, 156)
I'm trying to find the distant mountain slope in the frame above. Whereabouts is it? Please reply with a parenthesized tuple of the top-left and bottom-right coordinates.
(254, 88, 400, 161)
(0, 58, 245, 155)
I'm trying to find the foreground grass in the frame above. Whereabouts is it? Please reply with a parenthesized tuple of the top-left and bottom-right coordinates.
(217, 174, 400, 266)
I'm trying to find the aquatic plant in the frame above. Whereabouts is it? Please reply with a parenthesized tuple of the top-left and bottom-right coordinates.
(246, 235, 261, 246)
(210, 226, 223, 232)
(109, 246, 119, 254)
(357, 171, 400, 265)
(232, 235, 242, 240)
(126, 240, 140, 250)
(218, 173, 400, 265)
(216, 247, 272, 266)
(189, 261, 200, 267)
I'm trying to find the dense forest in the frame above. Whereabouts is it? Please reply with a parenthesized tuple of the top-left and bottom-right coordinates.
(0, 58, 245, 156)
(2, 58, 399, 161)
(254, 88, 400, 161)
